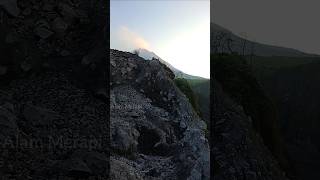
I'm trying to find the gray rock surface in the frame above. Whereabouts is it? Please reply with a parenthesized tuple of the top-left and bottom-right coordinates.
(110, 49, 210, 180)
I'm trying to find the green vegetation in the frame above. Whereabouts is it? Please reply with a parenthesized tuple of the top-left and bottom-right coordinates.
(187, 79, 210, 123)
(174, 78, 202, 117)
(175, 78, 210, 139)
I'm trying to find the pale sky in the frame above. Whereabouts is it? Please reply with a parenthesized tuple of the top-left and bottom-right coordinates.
(212, 0, 320, 55)
(111, 0, 210, 78)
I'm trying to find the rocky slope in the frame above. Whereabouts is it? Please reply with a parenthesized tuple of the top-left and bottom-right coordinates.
(110, 49, 210, 180)
(0, 0, 108, 179)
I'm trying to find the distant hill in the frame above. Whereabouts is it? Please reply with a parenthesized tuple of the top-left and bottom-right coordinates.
(212, 23, 319, 57)
(134, 48, 205, 79)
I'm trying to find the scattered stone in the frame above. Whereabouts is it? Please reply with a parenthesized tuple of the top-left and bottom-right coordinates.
(34, 26, 54, 39)
(51, 17, 68, 35)
(112, 125, 139, 155)
(110, 158, 143, 180)
(110, 60, 116, 67)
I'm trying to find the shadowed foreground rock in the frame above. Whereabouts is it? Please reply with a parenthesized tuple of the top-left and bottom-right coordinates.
(0, 0, 108, 179)
(110, 49, 210, 180)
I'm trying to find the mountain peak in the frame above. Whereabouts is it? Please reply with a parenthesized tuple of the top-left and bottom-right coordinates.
(135, 48, 160, 60)
(133, 48, 205, 79)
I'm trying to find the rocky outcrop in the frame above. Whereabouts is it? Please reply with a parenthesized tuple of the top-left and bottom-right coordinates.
(0, 0, 107, 179)
(0, 0, 107, 85)
(110, 49, 210, 180)
(0, 71, 108, 179)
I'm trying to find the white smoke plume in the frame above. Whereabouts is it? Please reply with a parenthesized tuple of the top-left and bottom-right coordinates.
(111, 26, 150, 51)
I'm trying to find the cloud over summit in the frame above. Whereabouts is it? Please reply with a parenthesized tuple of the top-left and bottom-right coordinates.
(112, 26, 150, 51)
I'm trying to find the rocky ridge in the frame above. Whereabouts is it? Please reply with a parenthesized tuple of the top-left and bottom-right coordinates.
(110, 49, 210, 180)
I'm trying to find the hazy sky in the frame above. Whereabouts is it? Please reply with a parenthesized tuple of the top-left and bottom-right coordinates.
(212, 0, 320, 55)
(111, 0, 210, 78)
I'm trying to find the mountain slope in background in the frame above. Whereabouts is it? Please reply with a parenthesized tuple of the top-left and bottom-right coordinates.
(135, 48, 206, 79)
(212, 23, 319, 57)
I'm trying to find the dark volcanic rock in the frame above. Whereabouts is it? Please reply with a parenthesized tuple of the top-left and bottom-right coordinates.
(0, 0, 107, 179)
(0, 0, 107, 85)
(0, 70, 108, 179)
(0, 0, 20, 17)
(110, 49, 210, 180)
